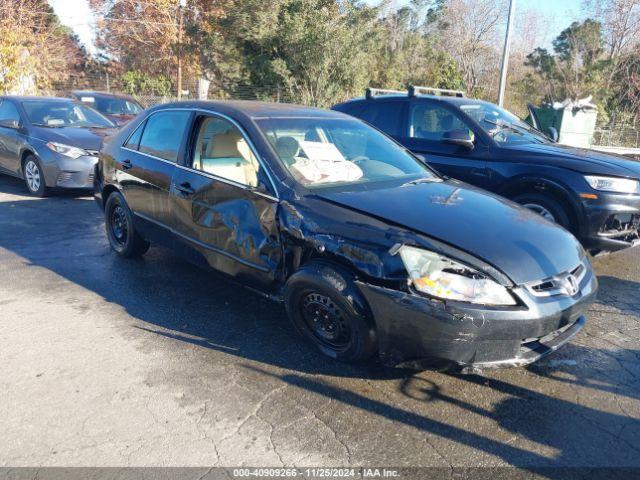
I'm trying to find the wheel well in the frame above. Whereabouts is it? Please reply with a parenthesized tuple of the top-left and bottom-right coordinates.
(286, 256, 375, 327)
(20, 150, 35, 173)
(102, 184, 119, 208)
(295, 252, 361, 282)
(502, 181, 580, 233)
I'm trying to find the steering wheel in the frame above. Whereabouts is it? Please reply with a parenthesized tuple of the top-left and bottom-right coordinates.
(350, 155, 369, 165)
(493, 130, 510, 143)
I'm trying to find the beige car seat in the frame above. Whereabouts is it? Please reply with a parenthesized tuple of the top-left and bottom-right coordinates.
(201, 130, 259, 187)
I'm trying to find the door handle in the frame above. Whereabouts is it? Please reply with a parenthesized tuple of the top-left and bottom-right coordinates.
(175, 182, 195, 196)
(121, 159, 133, 170)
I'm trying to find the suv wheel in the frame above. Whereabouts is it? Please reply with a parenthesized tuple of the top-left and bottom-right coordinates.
(513, 193, 571, 229)
(23, 156, 49, 197)
(105, 191, 150, 257)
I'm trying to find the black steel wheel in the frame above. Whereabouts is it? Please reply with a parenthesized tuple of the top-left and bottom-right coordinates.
(105, 191, 150, 257)
(110, 205, 129, 247)
(300, 292, 353, 352)
(284, 262, 377, 362)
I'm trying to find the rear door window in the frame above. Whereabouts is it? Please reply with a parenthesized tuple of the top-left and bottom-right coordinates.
(360, 101, 404, 137)
(138, 110, 191, 163)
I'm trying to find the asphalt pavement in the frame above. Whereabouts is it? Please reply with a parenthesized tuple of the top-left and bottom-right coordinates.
(0, 174, 638, 471)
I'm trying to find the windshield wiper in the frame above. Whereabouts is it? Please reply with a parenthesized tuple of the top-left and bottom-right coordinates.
(32, 123, 65, 128)
(402, 177, 442, 187)
(483, 119, 525, 137)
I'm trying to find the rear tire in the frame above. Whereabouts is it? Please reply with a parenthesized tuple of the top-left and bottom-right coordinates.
(284, 262, 377, 363)
(23, 156, 49, 197)
(513, 192, 572, 230)
(105, 191, 149, 257)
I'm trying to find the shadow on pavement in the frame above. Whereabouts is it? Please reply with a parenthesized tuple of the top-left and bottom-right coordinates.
(594, 275, 640, 319)
(246, 363, 640, 473)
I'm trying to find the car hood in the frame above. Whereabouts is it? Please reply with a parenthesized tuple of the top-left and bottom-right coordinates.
(315, 180, 584, 285)
(503, 142, 640, 177)
(32, 126, 117, 151)
(106, 114, 136, 126)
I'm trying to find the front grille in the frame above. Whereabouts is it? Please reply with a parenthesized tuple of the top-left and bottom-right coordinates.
(88, 173, 95, 185)
(525, 261, 588, 298)
(56, 171, 75, 185)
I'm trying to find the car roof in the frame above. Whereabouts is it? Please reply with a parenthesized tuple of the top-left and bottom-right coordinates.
(151, 100, 349, 120)
(335, 94, 490, 108)
(71, 90, 138, 101)
(3, 95, 77, 103)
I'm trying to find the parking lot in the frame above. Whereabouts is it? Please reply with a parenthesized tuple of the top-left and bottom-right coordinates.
(0, 174, 639, 469)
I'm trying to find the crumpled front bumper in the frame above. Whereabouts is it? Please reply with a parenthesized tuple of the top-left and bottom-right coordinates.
(580, 192, 640, 253)
(355, 267, 597, 370)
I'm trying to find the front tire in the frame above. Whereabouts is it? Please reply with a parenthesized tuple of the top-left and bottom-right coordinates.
(23, 156, 49, 197)
(284, 262, 377, 363)
(513, 192, 572, 230)
(105, 191, 149, 257)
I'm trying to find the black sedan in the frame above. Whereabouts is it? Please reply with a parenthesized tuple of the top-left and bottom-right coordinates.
(95, 101, 597, 370)
(0, 96, 116, 196)
(333, 89, 640, 255)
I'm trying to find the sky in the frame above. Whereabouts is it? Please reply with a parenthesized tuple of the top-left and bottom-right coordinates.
(49, 0, 586, 57)
(48, 0, 97, 56)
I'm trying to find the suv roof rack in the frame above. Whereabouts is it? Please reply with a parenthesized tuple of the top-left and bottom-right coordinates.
(365, 88, 406, 99)
(408, 86, 465, 98)
(364, 86, 466, 100)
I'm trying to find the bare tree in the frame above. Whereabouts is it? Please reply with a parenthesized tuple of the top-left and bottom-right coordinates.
(435, 0, 508, 95)
(584, 0, 640, 59)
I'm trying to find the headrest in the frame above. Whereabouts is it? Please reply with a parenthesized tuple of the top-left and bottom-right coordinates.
(207, 131, 251, 159)
(275, 136, 300, 159)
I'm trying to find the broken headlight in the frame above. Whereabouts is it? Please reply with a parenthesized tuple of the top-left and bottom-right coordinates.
(397, 246, 516, 306)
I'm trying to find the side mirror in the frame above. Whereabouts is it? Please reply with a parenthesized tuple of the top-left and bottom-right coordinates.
(0, 118, 21, 130)
(442, 130, 475, 150)
(547, 127, 559, 142)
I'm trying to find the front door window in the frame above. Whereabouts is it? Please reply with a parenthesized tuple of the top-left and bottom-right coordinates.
(192, 116, 260, 187)
(409, 103, 474, 143)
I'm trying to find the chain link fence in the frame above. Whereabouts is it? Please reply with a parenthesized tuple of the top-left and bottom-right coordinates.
(593, 127, 640, 149)
(48, 72, 640, 152)
(51, 73, 296, 107)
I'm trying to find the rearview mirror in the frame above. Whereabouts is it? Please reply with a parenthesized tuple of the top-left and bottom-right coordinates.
(547, 127, 559, 143)
(442, 130, 475, 150)
(0, 119, 21, 130)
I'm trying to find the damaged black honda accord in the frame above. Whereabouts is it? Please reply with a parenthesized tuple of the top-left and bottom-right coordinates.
(95, 101, 598, 371)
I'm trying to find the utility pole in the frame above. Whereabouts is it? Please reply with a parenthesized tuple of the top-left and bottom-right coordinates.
(497, 0, 516, 107)
(177, 0, 186, 100)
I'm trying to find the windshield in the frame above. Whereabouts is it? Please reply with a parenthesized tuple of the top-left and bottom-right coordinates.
(256, 117, 437, 188)
(22, 101, 115, 128)
(87, 96, 142, 116)
(460, 103, 549, 145)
